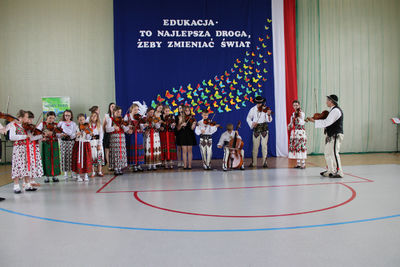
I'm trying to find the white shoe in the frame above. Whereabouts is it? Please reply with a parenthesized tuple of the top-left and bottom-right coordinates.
(77, 177, 84, 182)
(84, 174, 89, 181)
(64, 172, 69, 178)
(13, 184, 21, 194)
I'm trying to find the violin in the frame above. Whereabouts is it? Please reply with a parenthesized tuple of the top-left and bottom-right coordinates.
(133, 114, 147, 124)
(257, 105, 273, 114)
(0, 112, 18, 122)
(161, 115, 176, 127)
(45, 122, 63, 134)
(203, 119, 222, 129)
(185, 115, 196, 125)
(306, 110, 329, 122)
(227, 121, 244, 169)
(113, 117, 129, 127)
(147, 116, 161, 124)
(79, 123, 93, 135)
(22, 123, 43, 136)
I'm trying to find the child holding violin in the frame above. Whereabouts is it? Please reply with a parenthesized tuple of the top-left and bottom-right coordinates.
(124, 103, 146, 172)
(103, 103, 115, 170)
(144, 108, 162, 170)
(37, 111, 62, 183)
(195, 110, 219, 170)
(105, 106, 128, 175)
(8, 110, 40, 193)
(217, 123, 245, 171)
(89, 112, 104, 177)
(58, 110, 77, 180)
(246, 96, 273, 168)
(175, 104, 185, 168)
(288, 100, 307, 169)
(25, 111, 44, 188)
(177, 106, 197, 169)
(72, 114, 93, 181)
(160, 105, 177, 169)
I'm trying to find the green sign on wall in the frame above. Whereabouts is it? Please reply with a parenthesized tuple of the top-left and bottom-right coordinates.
(42, 96, 70, 121)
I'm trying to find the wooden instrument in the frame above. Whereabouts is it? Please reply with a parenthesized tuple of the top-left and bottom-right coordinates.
(133, 114, 147, 124)
(22, 123, 43, 136)
(203, 118, 222, 129)
(227, 121, 244, 169)
(113, 117, 129, 127)
(45, 122, 63, 134)
(79, 123, 93, 135)
(0, 112, 18, 122)
(257, 105, 273, 114)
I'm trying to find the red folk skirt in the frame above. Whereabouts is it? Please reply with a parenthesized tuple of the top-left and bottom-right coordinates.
(160, 131, 177, 161)
(72, 141, 93, 174)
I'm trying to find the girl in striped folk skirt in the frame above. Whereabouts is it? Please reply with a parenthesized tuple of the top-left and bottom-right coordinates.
(106, 106, 128, 175)
(58, 110, 77, 180)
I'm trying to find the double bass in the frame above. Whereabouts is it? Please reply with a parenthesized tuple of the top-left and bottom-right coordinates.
(227, 121, 244, 169)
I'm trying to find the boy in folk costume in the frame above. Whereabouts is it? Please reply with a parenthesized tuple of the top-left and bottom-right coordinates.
(308, 94, 344, 178)
(246, 96, 273, 168)
(124, 102, 146, 172)
(195, 110, 219, 170)
(37, 111, 61, 183)
(89, 112, 104, 177)
(26, 111, 44, 188)
(105, 106, 128, 175)
(217, 123, 245, 171)
(144, 108, 162, 170)
(9, 110, 39, 193)
(160, 105, 177, 169)
(58, 110, 77, 180)
(288, 100, 307, 169)
(72, 114, 93, 181)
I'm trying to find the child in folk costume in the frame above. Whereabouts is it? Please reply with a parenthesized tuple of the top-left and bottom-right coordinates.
(9, 110, 38, 193)
(217, 123, 245, 171)
(58, 110, 77, 180)
(177, 106, 197, 169)
(144, 108, 162, 170)
(105, 106, 128, 175)
(103, 102, 115, 170)
(160, 105, 177, 169)
(37, 111, 61, 183)
(26, 111, 44, 188)
(174, 104, 185, 168)
(288, 100, 307, 169)
(89, 112, 104, 177)
(0, 123, 8, 200)
(195, 110, 219, 170)
(124, 102, 146, 172)
(72, 114, 93, 181)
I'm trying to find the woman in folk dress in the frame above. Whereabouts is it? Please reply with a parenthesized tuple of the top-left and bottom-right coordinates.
(71, 114, 93, 181)
(288, 100, 307, 169)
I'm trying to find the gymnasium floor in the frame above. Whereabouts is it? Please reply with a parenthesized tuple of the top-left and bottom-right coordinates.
(1, 154, 399, 266)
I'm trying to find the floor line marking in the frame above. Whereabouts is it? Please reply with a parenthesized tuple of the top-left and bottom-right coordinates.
(96, 175, 117, 193)
(1, 207, 398, 232)
(133, 183, 356, 218)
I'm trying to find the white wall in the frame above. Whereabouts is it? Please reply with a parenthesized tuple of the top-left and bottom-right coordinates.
(0, 0, 115, 120)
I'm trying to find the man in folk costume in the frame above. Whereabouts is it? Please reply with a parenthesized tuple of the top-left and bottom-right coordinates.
(246, 96, 273, 168)
(308, 94, 344, 178)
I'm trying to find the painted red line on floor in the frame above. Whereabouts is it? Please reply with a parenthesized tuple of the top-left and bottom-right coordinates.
(344, 172, 374, 182)
(96, 175, 117, 193)
(133, 183, 356, 218)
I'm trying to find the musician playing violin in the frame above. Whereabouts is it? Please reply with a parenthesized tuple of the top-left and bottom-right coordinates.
(143, 108, 162, 170)
(37, 111, 62, 182)
(177, 106, 197, 169)
(71, 114, 93, 181)
(195, 110, 219, 170)
(308, 94, 344, 178)
(246, 96, 273, 168)
(160, 105, 177, 169)
(288, 100, 307, 169)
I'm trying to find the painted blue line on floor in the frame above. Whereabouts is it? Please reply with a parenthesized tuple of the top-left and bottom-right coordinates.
(1, 207, 399, 232)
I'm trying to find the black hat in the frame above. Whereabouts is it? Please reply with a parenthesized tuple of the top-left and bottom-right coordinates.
(327, 94, 338, 104)
(254, 96, 266, 104)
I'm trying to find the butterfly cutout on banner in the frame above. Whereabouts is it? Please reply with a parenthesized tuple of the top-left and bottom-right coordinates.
(151, 19, 273, 115)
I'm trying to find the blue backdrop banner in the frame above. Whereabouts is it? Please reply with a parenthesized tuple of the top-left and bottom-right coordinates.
(113, 0, 276, 159)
